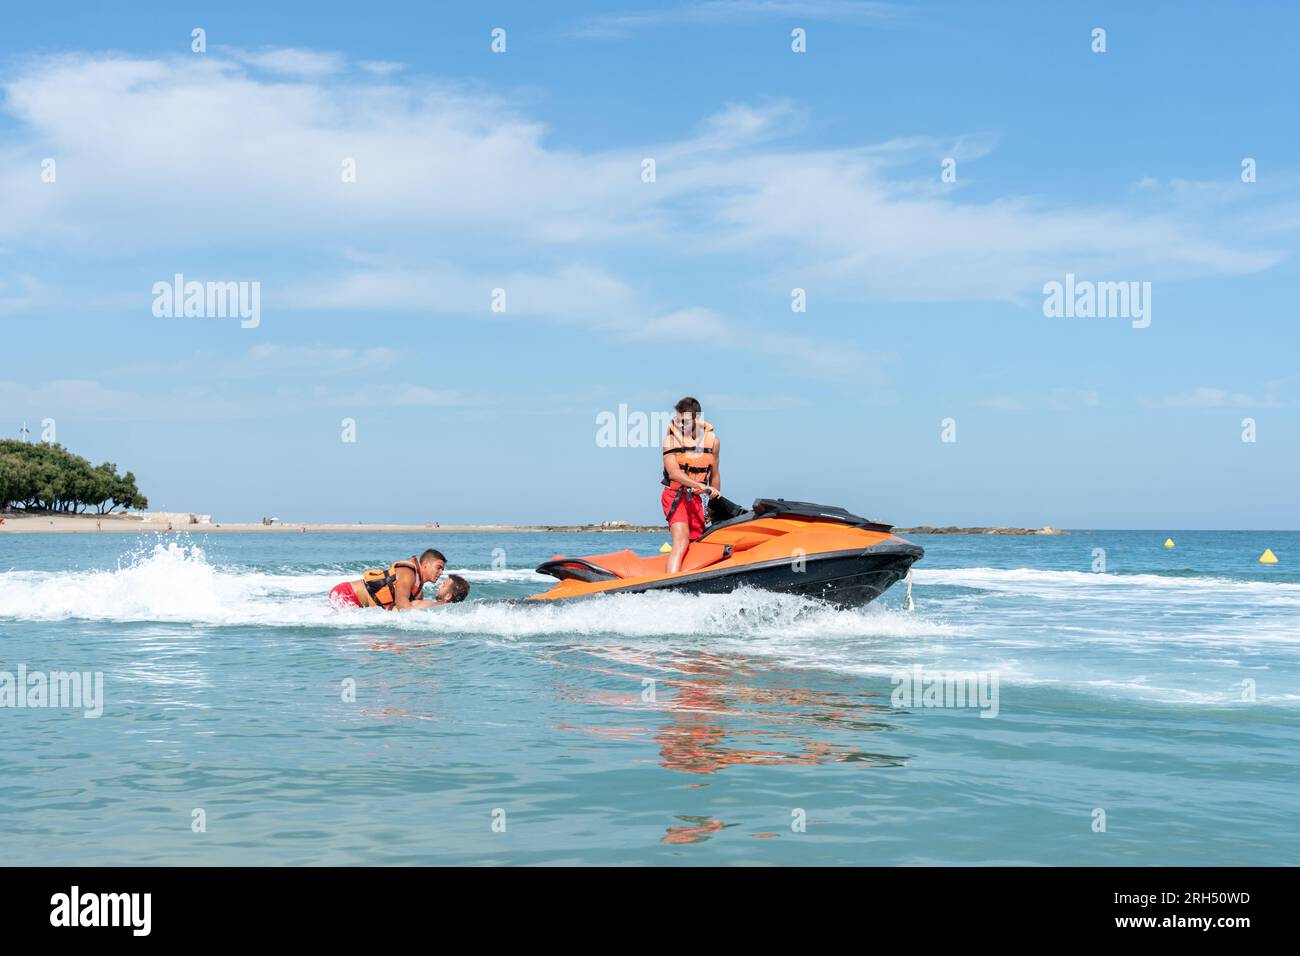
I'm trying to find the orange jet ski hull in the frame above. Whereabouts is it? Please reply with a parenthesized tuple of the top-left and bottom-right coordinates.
(529, 498, 922, 608)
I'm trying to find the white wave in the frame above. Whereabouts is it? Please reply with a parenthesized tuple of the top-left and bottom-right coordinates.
(922, 566, 1300, 598)
(4, 544, 1297, 706)
(413, 587, 956, 640)
(1074, 678, 1248, 706)
(0, 543, 946, 641)
(448, 566, 550, 583)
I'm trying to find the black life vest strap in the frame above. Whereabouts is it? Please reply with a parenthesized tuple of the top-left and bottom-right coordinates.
(365, 570, 394, 598)
(366, 559, 421, 603)
(398, 558, 422, 599)
(667, 485, 690, 522)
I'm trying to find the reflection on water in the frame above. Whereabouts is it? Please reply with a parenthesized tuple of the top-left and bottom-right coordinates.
(661, 816, 735, 845)
(7, 530, 1299, 866)
(353, 633, 448, 722)
(546, 646, 909, 774)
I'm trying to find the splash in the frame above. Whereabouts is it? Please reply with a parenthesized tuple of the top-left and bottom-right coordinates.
(0, 542, 314, 625)
(5, 547, 1296, 705)
(922, 566, 1300, 599)
(0, 542, 942, 641)
(418, 587, 953, 640)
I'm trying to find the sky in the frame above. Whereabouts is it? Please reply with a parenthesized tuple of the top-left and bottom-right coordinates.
(2, 0, 1297, 528)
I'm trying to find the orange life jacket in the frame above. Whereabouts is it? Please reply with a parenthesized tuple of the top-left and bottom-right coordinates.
(362, 557, 423, 609)
(662, 419, 716, 490)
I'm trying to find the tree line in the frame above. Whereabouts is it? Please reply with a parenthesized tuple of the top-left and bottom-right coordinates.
(0, 440, 148, 514)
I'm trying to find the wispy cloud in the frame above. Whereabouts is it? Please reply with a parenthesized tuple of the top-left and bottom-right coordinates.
(0, 273, 46, 314)
(573, 0, 906, 39)
(0, 48, 1292, 334)
(1139, 384, 1292, 409)
(977, 388, 1101, 412)
(356, 60, 406, 77)
(281, 265, 891, 386)
(243, 343, 401, 374)
(225, 47, 348, 77)
(0, 376, 473, 422)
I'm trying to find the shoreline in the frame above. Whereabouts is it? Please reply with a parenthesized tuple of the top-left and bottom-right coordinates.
(0, 513, 1067, 535)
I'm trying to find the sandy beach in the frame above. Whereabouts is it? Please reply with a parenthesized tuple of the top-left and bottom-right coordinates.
(0, 513, 662, 534)
(0, 513, 1064, 535)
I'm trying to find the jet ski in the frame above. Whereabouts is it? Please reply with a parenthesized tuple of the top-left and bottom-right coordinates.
(529, 497, 923, 608)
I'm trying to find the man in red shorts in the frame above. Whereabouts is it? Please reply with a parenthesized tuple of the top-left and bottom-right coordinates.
(329, 549, 448, 610)
(661, 396, 720, 575)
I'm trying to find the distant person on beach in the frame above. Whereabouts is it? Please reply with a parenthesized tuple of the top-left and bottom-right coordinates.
(329, 550, 447, 610)
(661, 396, 720, 575)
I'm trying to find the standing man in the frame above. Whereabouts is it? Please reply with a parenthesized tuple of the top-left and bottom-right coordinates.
(661, 397, 720, 574)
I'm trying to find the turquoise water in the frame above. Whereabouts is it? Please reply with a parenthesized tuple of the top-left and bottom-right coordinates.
(1, 530, 1296, 865)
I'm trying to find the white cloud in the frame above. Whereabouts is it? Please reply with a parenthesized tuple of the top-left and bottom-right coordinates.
(0, 273, 47, 314)
(708, 392, 813, 412)
(280, 266, 891, 385)
(702, 149, 1280, 302)
(281, 263, 642, 326)
(0, 48, 1291, 324)
(574, 0, 905, 38)
(357, 61, 406, 77)
(0, 375, 472, 421)
(977, 388, 1101, 412)
(636, 307, 734, 340)
(0, 379, 143, 419)
(243, 343, 401, 373)
(0, 52, 651, 250)
(225, 47, 347, 77)
(1140, 385, 1284, 409)
(298, 383, 469, 407)
(692, 101, 802, 150)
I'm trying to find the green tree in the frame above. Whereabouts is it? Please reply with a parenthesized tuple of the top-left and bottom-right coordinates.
(0, 440, 148, 514)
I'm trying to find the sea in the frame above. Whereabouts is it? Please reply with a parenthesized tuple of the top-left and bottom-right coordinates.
(1, 529, 1296, 865)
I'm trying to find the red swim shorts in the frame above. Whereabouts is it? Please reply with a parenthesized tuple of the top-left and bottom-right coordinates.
(329, 582, 361, 608)
(662, 487, 706, 541)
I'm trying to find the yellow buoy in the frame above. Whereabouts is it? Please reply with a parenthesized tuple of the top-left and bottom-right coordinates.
(659, 542, 673, 553)
(1259, 549, 1278, 564)
(1164, 538, 1175, 549)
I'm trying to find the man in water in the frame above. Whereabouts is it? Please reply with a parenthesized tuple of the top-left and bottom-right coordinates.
(661, 396, 721, 574)
(433, 574, 471, 605)
(329, 549, 450, 610)
(406, 573, 471, 606)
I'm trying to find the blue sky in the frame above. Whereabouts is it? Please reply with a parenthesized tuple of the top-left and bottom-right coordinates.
(2, 1, 1297, 527)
